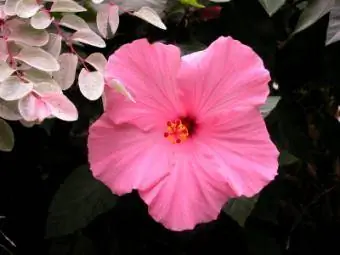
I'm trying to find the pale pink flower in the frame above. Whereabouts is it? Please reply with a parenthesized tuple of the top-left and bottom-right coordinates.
(88, 36, 279, 231)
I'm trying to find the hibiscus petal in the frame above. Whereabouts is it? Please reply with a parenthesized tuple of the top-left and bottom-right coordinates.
(88, 113, 171, 195)
(139, 144, 236, 231)
(104, 38, 183, 130)
(178, 36, 271, 120)
(199, 108, 279, 197)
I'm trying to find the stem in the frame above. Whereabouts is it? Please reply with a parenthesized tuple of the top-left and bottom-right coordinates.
(38, 2, 90, 71)
(51, 19, 90, 71)
(0, 243, 13, 255)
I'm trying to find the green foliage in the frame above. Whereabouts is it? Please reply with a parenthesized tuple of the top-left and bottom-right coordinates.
(45, 165, 117, 238)
(180, 0, 205, 8)
(258, 0, 286, 16)
(223, 195, 259, 226)
(293, 0, 334, 35)
(0, 119, 14, 152)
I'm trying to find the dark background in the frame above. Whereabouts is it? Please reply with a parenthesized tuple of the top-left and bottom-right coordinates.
(1, 0, 340, 254)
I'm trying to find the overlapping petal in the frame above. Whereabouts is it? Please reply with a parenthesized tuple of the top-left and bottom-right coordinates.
(104, 39, 183, 130)
(198, 108, 279, 197)
(178, 36, 271, 121)
(88, 112, 171, 194)
(139, 109, 278, 231)
(139, 143, 236, 231)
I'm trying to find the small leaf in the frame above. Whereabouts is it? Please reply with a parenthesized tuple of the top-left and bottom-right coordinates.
(85, 52, 107, 74)
(45, 165, 117, 238)
(0, 6, 5, 20)
(53, 53, 78, 90)
(8, 23, 49, 47)
(326, 2, 340, 45)
(293, 0, 335, 35)
(0, 99, 22, 121)
(50, 0, 86, 12)
(4, 0, 20, 16)
(247, 183, 282, 225)
(260, 96, 281, 118)
(258, 0, 285, 16)
(0, 76, 33, 101)
(279, 150, 299, 166)
(43, 33, 62, 58)
(33, 81, 62, 96)
(18, 93, 39, 121)
(108, 5, 119, 35)
(18, 93, 53, 122)
(0, 61, 15, 82)
(59, 14, 89, 31)
(39, 118, 55, 135)
(15, 0, 40, 18)
(132, 6, 167, 30)
(24, 68, 54, 84)
(14, 46, 60, 72)
(180, 0, 205, 8)
(223, 195, 259, 227)
(0, 118, 14, 152)
(30, 10, 53, 29)
(96, 3, 109, 38)
(43, 93, 78, 121)
(78, 68, 104, 101)
(209, 0, 231, 2)
(114, 0, 167, 13)
(0, 39, 8, 61)
(71, 30, 106, 48)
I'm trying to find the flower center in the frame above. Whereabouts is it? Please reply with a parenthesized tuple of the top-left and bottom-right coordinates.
(163, 117, 196, 144)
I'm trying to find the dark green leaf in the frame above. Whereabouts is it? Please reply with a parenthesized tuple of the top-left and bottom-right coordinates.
(70, 234, 96, 255)
(248, 182, 284, 225)
(258, 0, 286, 16)
(246, 227, 282, 255)
(45, 165, 117, 238)
(39, 118, 56, 136)
(0, 118, 14, 152)
(279, 150, 300, 166)
(268, 99, 314, 162)
(48, 232, 96, 255)
(326, 2, 340, 45)
(180, 0, 205, 8)
(223, 195, 259, 226)
(293, 0, 334, 35)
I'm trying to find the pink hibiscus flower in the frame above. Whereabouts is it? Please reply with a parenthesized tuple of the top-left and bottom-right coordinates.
(88, 36, 279, 231)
